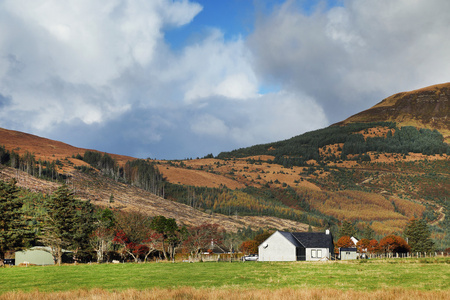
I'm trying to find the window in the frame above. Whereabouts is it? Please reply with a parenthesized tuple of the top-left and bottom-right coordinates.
(317, 250, 322, 258)
(311, 250, 316, 258)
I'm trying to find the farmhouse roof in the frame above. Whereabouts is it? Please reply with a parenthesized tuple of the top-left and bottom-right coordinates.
(340, 247, 357, 251)
(278, 231, 333, 249)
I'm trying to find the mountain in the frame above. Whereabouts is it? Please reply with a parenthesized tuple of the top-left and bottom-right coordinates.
(338, 82, 450, 143)
(0, 83, 449, 248)
(0, 127, 309, 233)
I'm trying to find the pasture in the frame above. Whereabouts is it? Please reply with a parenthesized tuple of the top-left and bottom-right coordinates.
(0, 258, 449, 299)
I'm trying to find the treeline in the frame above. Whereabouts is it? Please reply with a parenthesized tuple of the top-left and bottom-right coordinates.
(342, 126, 450, 157)
(217, 122, 395, 161)
(164, 183, 335, 228)
(0, 180, 265, 263)
(77, 151, 164, 197)
(0, 145, 65, 181)
(217, 122, 449, 167)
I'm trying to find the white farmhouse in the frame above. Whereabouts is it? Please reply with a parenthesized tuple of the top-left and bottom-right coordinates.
(258, 230, 334, 261)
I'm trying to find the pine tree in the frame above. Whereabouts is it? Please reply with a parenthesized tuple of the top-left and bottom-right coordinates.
(0, 179, 33, 261)
(39, 185, 94, 265)
(403, 218, 434, 254)
(339, 220, 356, 238)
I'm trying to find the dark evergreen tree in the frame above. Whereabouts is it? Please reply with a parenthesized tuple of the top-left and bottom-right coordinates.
(39, 185, 94, 265)
(339, 220, 356, 239)
(0, 179, 33, 261)
(150, 215, 179, 260)
(403, 218, 434, 254)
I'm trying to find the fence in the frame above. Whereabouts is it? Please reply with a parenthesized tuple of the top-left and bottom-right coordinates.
(362, 251, 447, 259)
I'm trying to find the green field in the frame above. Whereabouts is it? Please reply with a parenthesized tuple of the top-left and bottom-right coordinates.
(1, 258, 449, 294)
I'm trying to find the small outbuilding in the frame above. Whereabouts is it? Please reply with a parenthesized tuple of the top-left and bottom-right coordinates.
(339, 247, 358, 260)
(15, 247, 55, 265)
(258, 230, 334, 262)
(15, 247, 73, 265)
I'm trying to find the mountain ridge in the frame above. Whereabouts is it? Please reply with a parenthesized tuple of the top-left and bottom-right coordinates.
(337, 82, 450, 142)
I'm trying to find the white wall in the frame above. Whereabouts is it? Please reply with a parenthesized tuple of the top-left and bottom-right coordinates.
(306, 248, 330, 261)
(258, 231, 296, 261)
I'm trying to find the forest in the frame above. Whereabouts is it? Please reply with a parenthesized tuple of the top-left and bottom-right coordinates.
(217, 122, 450, 167)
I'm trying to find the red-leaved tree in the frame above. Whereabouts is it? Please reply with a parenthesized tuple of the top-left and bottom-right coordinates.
(356, 238, 370, 254)
(182, 223, 224, 258)
(240, 240, 259, 255)
(367, 239, 379, 254)
(379, 235, 410, 254)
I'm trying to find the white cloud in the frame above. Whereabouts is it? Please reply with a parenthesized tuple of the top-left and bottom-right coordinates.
(249, 0, 450, 122)
(1, 0, 450, 159)
(0, 0, 201, 133)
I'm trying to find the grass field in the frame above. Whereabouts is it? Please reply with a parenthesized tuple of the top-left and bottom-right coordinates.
(0, 258, 449, 299)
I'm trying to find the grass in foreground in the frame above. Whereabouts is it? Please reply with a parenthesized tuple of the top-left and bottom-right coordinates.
(0, 258, 449, 299)
(1, 287, 450, 300)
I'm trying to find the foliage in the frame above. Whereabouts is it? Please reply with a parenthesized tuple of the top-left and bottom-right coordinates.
(0, 146, 64, 181)
(113, 211, 160, 263)
(339, 221, 356, 239)
(81, 151, 165, 197)
(217, 122, 396, 164)
(336, 236, 355, 249)
(379, 235, 410, 254)
(0, 179, 33, 260)
(182, 223, 225, 258)
(164, 183, 333, 227)
(39, 185, 95, 264)
(240, 240, 259, 254)
(150, 215, 180, 260)
(403, 218, 434, 254)
(90, 208, 116, 263)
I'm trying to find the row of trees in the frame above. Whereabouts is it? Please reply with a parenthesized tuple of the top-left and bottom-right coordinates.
(335, 218, 435, 255)
(0, 180, 231, 264)
(77, 151, 165, 197)
(0, 146, 63, 181)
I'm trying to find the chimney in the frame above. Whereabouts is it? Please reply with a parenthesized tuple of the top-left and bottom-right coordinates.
(325, 229, 330, 235)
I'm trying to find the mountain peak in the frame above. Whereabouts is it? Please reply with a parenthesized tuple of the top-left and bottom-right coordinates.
(338, 82, 450, 142)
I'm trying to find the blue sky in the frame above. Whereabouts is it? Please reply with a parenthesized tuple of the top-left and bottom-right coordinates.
(1, 0, 450, 159)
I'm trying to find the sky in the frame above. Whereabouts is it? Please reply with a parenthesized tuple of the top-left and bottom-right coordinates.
(1, 0, 450, 159)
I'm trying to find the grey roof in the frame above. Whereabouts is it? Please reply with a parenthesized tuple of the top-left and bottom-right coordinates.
(278, 231, 303, 247)
(279, 231, 333, 249)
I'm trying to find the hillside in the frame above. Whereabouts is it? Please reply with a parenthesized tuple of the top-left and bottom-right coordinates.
(0, 83, 449, 248)
(338, 82, 450, 143)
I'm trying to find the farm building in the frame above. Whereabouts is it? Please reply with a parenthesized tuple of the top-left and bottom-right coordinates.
(15, 247, 55, 265)
(15, 247, 73, 265)
(258, 230, 334, 261)
(339, 247, 358, 260)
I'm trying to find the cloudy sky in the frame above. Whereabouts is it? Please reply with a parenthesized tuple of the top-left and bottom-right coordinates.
(1, 0, 450, 159)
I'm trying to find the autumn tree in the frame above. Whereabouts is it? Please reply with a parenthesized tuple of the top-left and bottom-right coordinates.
(403, 218, 434, 254)
(240, 240, 259, 255)
(379, 235, 410, 255)
(336, 236, 355, 248)
(356, 238, 370, 254)
(90, 208, 116, 263)
(367, 239, 379, 254)
(182, 223, 224, 258)
(113, 211, 155, 262)
(0, 179, 33, 262)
